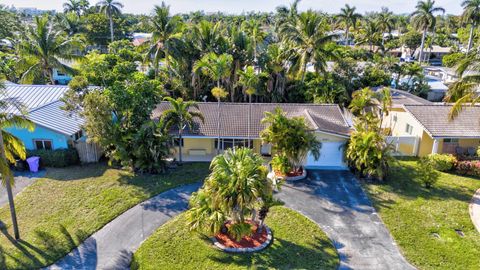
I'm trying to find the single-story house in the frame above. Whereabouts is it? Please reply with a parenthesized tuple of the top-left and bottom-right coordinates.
(2, 82, 85, 150)
(153, 102, 352, 169)
(386, 104, 480, 156)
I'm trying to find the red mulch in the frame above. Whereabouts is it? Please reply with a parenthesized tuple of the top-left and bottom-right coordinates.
(214, 221, 268, 248)
(275, 167, 304, 177)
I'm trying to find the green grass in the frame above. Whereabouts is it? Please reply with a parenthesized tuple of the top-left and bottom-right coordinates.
(131, 206, 339, 270)
(362, 159, 480, 270)
(0, 162, 210, 269)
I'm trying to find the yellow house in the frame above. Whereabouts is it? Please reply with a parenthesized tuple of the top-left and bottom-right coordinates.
(153, 102, 352, 169)
(386, 103, 480, 157)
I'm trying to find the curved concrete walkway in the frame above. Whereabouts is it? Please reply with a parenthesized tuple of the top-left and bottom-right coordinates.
(470, 188, 480, 233)
(276, 170, 415, 270)
(46, 183, 201, 270)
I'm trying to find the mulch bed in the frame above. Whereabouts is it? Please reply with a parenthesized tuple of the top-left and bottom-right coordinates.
(214, 221, 268, 248)
(275, 167, 304, 178)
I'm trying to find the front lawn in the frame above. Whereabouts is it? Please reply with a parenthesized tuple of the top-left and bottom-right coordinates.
(0, 162, 210, 269)
(363, 159, 480, 270)
(131, 206, 339, 270)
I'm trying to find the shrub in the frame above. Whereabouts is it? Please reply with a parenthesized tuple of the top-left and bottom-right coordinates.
(27, 148, 80, 168)
(442, 52, 465, 68)
(271, 154, 291, 175)
(417, 158, 440, 188)
(425, 154, 457, 172)
(456, 161, 480, 177)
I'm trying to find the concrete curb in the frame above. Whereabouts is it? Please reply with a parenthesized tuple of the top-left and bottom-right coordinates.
(469, 188, 480, 233)
(211, 226, 273, 253)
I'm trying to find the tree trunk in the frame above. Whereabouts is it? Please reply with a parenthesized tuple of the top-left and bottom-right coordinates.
(216, 81, 221, 155)
(248, 94, 252, 148)
(0, 131, 20, 240)
(345, 26, 349, 46)
(178, 129, 183, 163)
(467, 24, 475, 53)
(418, 28, 426, 63)
(109, 14, 114, 43)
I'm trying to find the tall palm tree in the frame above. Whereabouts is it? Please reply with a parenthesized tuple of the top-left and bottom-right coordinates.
(161, 97, 204, 163)
(18, 15, 83, 84)
(63, 0, 83, 17)
(377, 7, 395, 46)
(96, 0, 123, 43)
(280, 10, 336, 81)
(241, 19, 265, 63)
(0, 81, 35, 240)
(194, 53, 232, 153)
(237, 66, 260, 148)
(337, 4, 362, 46)
(461, 0, 480, 53)
(410, 0, 445, 63)
(146, 2, 184, 78)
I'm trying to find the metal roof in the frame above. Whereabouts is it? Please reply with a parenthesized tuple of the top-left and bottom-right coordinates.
(28, 100, 84, 136)
(2, 84, 83, 136)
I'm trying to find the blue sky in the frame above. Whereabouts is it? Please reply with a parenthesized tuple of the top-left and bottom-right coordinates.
(1, 0, 463, 15)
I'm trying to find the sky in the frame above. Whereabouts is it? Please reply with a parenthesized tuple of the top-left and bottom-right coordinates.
(0, 0, 463, 15)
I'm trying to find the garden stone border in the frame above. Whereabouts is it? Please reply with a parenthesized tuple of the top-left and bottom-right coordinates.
(211, 226, 273, 253)
(285, 168, 307, 181)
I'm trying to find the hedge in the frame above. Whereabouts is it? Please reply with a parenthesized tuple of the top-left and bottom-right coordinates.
(26, 148, 80, 168)
(425, 154, 457, 172)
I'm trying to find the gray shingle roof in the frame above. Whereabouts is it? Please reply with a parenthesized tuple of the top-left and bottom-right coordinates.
(2, 84, 83, 136)
(375, 87, 432, 108)
(404, 104, 480, 138)
(153, 102, 351, 138)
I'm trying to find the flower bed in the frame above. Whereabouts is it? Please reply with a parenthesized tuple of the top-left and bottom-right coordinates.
(212, 221, 272, 253)
(456, 160, 480, 177)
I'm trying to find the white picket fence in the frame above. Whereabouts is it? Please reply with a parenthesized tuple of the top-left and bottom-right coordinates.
(386, 136, 419, 156)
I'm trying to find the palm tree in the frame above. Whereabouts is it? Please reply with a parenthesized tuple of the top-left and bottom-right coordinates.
(377, 7, 395, 46)
(161, 97, 204, 163)
(461, 0, 480, 53)
(18, 15, 83, 84)
(0, 81, 35, 240)
(241, 19, 265, 63)
(63, 0, 83, 16)
(280, 10, 336, 81)
(357, 19, 382, 52)
(237, 66, 260, 147)
(410, 0, 445, 63)
(210, 87, 228, 154)
(146, 2, 184, 77)
(337, 4, 362, 46)
(445, 53, 480, 118)
(187, 147, 272, 239)
(194, 52, 233, 98)
(96, 0, 123, 42)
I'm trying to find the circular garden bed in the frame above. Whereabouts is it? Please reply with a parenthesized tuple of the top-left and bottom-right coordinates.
(131, 206, 339, 269)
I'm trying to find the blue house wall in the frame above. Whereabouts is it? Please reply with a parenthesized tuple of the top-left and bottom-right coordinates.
(5, 125, 71, 150)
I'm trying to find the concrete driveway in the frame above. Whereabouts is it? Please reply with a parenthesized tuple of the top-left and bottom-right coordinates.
(276, 170, 415, 270)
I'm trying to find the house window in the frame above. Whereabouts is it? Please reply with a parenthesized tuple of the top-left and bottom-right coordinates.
(405, 123, 413, 135)
(444, 138, 459, 143)
(172, 138, 184, 147)
(34, 139, 53, 150)
(214, 139, 254, 150)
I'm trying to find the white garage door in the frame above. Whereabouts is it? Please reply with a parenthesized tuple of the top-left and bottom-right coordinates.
(305, 142, 346, 169)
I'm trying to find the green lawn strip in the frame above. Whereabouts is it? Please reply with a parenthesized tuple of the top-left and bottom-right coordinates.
(362, 160, 480, 270)
(0, 162, 210, 269)
(131, 206, 339, 270)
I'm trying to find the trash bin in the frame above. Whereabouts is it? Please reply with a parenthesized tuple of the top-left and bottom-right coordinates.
(26, 156, 40, 173)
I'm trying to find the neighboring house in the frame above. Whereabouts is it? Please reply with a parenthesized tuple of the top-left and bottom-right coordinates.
(2, 83, 84, 151)
(386, 103, 480, 157)
(52, 69, 73, 85)
(153, 102, 352, 169)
